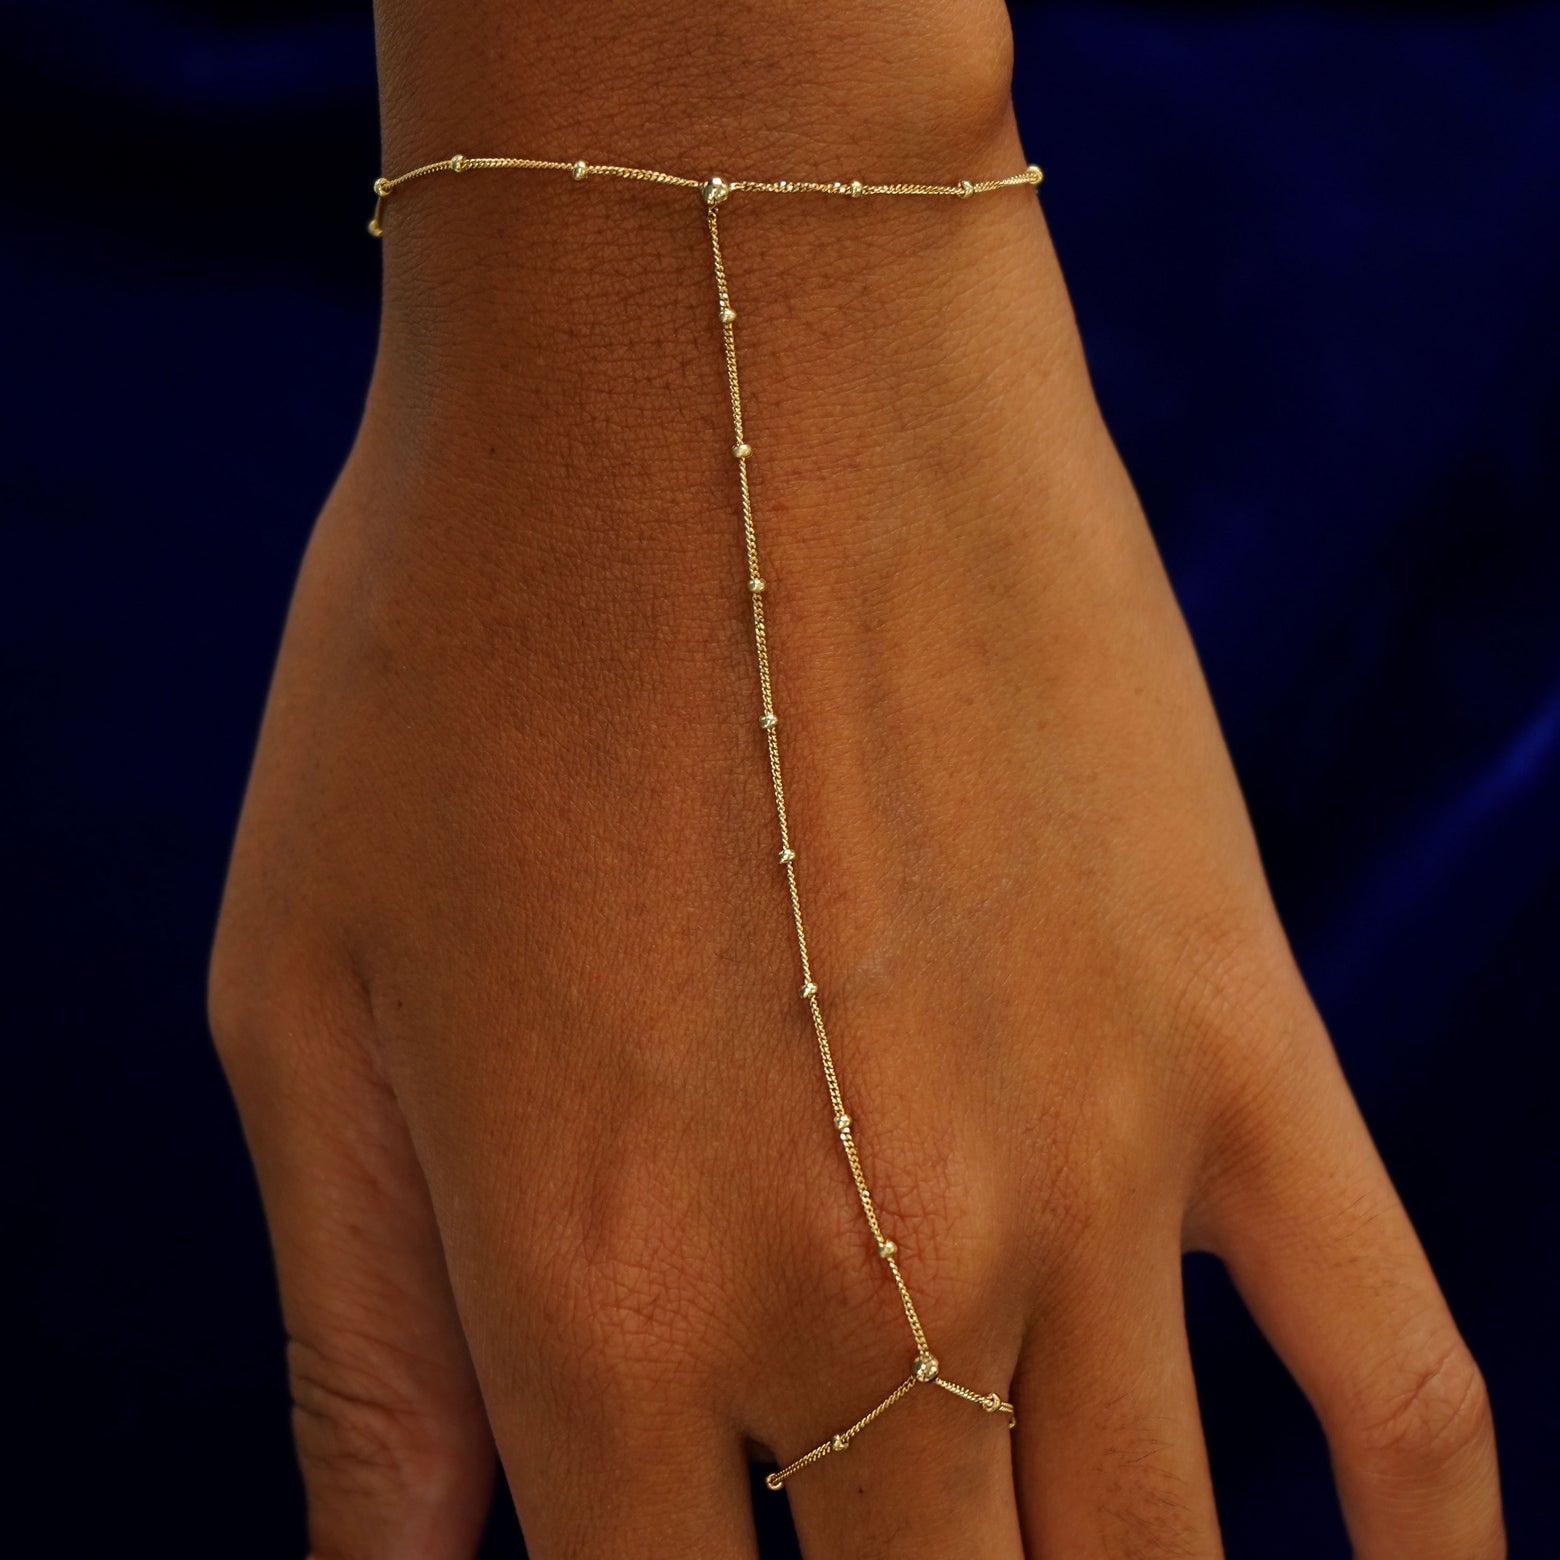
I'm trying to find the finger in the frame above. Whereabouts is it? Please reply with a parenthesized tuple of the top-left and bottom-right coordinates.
(213, 962, 495, 1560)
(1012, 1219, 1222, 1558)
(757, 1316, 1024, 1558)
(1203, 1014, 1503, 1559)
(494, 1391, 761, 1560)
(425, 1219, 764, 1557)
(386, 1065, 767, 1559)
(776, 1373, 1024, 1559)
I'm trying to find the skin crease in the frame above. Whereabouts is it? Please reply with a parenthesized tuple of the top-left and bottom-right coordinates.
(209, 3, 1505, 1557)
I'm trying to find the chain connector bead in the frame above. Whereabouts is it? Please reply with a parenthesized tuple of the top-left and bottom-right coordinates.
(779, 847, 796, 864)
(700, 174, 731, 205)
(720, 305, 737, 323)
(913, 1355, 940, 1384)
(801, 981, 818, 999)
(759, 711, 777, 729)
(450, 153, 467, 172)
(834, 1112, 851, 1132)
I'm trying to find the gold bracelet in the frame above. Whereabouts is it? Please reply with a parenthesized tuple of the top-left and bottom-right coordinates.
(368, 150, 1042, 1491)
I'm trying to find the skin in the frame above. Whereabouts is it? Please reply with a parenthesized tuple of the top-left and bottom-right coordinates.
(209, 3, 1506, 1555)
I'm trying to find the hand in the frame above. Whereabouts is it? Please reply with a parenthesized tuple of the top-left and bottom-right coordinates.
(209, 11, 1503, 1555)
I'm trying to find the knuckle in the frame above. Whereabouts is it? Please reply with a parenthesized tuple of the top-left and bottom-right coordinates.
(1161, 901, 1305, 1075)
(287, 1332, 465, 1498)
(546, 1248, 695, 1375)
(206, 923, 258, 1062)
(206, 916, 301, 1068)
(525, 1164, 741, 1397)
(207, 921, 369, 1086)
(1151, 902, 1334, 1191)
(1350, 1335, 1494, 1473)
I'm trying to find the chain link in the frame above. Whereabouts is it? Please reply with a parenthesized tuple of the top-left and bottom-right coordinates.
(368, 150, 1037, 1489)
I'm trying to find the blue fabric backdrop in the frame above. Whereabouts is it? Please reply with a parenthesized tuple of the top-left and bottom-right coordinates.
(5, 2, 1556, 1552)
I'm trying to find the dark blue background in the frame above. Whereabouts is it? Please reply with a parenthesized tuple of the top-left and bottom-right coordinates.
(6, 2, 1556, 1553)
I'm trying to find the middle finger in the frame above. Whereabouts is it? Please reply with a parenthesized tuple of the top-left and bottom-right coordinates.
(1013, 1216, 1222, 1557)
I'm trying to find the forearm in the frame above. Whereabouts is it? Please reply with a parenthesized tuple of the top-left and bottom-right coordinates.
(372, 0, 1019, 182)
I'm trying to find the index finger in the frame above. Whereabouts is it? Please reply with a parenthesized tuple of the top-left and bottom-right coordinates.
(1200, 1010, 1503, 1559)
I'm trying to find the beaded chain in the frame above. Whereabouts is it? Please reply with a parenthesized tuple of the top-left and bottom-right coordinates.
(368, 151, 1042, 1490)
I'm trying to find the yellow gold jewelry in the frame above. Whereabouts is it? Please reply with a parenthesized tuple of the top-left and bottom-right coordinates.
(368, 150, 1041, 1490)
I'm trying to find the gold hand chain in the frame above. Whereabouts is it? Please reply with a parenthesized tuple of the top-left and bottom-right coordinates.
(368, 151, 1042, 1489)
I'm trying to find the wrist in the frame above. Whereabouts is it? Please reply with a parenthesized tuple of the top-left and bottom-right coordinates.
(363, 0, 1038, 481)
(354, 125, 1100, 567)
(336, 5, 1139, 756)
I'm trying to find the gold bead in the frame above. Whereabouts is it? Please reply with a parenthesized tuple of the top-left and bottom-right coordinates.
(779, 847, 796, 865)
(849, 179, 865, 198)
(830, 1434, 849, 1452)
(720, 305, 737, 324)
(913, 1354, 940, 1384)
(877, 1238, 897, 1259)
(957, 179, 974, 198)
(700, 174, 731, 205)
(748, 576, 765, 592)
(450, 154, 467, 172)
(983, 1392, 1002, 1412)
(571, 160, 589, 180)
(372, 177, 391, 197)
(759, 712, 777, 730)
(833, 1111, 851, 1132)
(732, 441, 751, 458)
(801, 980, 818, 999)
